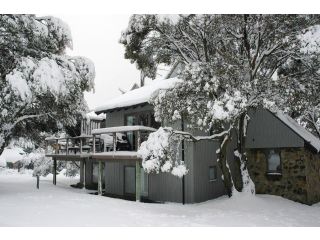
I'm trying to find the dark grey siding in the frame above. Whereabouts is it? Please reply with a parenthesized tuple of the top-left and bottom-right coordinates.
(192, 140, 226, 203)
(148, 173, 183, 203)
(104, 159, 136, 196)
(104, 104, 154, 128)
(184, 141, 195, 203)
(246, 108, 304, 149)
(147, 141, 195, 203)
(85, 159, 94, 186)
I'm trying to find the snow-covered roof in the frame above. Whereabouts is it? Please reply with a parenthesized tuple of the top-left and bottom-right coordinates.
(275, 111, 320, 152)
(92, 125, 157, 135)
(94, 77, 182, 112)
(85, 111, 106, 121)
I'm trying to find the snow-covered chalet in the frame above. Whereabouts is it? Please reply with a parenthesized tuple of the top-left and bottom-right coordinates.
(45, 65, 320, 205)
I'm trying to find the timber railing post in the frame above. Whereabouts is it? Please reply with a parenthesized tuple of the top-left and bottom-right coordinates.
(80, 138, 83, 155)
(93, 135, 96, 153)
(66, 138, 69, 155)
(113, 132, 116, 152)
(55, 139, 58, 154)
(83, 159, 87, 189)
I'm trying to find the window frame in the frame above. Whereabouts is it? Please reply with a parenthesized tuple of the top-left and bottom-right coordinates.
(265, 149, 282, 175)
(124, 110, 160, 151)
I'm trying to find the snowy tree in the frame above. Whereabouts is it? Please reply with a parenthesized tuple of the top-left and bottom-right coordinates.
(138, 127, 188, 178)
(121, 14, 320, 196)
(0, 15, 95, 155)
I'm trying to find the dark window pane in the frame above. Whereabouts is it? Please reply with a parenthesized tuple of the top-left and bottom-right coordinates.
(209, 166, 217, 181)
(138, 113, 149, 126)
(126, 115, 136, 126)
(151, 113, 161, 129)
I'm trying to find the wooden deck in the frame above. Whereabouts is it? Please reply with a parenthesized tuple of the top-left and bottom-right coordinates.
(45, 152, 140, 161)
(45, 125, 154, 201)
(45, 153, 91, 161)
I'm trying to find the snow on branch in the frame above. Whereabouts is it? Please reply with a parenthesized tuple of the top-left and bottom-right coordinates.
(138, 127, 230, 178)
(138, 127, 188, 178)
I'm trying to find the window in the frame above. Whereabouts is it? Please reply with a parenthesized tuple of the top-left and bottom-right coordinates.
(267, 149, 281, 174)
(209, 166, 217, 181)
(125, 111, 160, 151)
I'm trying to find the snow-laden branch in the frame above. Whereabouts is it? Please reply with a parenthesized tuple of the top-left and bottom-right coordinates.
(171, 129, 230, 141)
(12, 114, 47, 129)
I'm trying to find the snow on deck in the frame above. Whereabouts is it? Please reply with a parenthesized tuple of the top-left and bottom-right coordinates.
(275, 111, 320, 152)
(1, 169, 320, 226)
(93, 151, 138, 157)
(92, 125, 157, 134)
(94, 77, 182, 112)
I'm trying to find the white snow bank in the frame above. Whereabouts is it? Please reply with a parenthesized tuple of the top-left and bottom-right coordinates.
(0, 148, 25, 166)
(1, 170, 320, 226)
(275, 111, 320, 152)
(94, 77, 182, 112)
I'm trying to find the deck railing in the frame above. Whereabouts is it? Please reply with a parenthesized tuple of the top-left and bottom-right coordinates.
(45, 125, 157, 156)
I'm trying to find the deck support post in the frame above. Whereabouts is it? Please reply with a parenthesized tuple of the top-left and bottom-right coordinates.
(80, 160, 85, 188)
(98, 161, 103, 195)
(135, 130, 141, 202)
(53, 158, 57, 185)
(83, 159, 87, 189)
(135, 160, 141, 202)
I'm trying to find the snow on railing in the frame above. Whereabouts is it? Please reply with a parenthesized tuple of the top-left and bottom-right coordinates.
(91, 125, 157, 135)
(45, 125, 157, 156)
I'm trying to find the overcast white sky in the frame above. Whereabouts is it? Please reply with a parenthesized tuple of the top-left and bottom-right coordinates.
(57, 14, 141, 110)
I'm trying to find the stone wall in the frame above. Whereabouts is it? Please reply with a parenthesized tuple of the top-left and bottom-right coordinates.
(246, 147, 320, 205)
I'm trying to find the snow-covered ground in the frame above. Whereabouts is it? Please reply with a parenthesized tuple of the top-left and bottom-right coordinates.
(0, 168, 320, 227)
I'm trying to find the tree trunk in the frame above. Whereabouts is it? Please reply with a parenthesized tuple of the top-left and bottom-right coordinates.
(217, 133, 234, 197)
(234, 112, 255, 194)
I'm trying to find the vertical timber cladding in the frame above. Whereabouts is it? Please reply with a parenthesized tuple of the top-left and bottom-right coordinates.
(192, 140, 226, 203)
(246, 108, 305, 149)
(104, 159, 136, 197)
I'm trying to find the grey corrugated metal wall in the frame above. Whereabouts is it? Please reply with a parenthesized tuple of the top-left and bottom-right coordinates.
(246, 108, 304, 149)
(192, 140, 226, 202)
(85, 159, 93, 186)
(95, 104, 228, 203)
(104, 159, 136, 196)
(148, 173, 183, 202)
